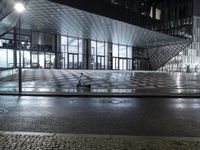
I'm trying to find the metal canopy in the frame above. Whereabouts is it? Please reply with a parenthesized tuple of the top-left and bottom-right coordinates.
(0, 12, 19, 36)
(21, 0, 190, 47)
(148, 42, 191, 70)
(0, 0, 13, 21)
(14, 0, 192, 70)
(0, 0, 30, 37)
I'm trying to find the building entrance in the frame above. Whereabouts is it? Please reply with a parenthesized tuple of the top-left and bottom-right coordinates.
(96, 56, 105, 70)
(68, 53, 78, 69)
(119, 58, 127, 70)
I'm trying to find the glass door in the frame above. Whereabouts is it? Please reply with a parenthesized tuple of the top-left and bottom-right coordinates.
(23, 51, 30, 68)
(45, 53, 52, 69)
(68, 53, 78, 69)
(97, 56, 105, 70)
(39, 53, 45, 68)
(112, 57, 119, 70)
(31, 52, 39, 68)
(119, 58, 127, 70)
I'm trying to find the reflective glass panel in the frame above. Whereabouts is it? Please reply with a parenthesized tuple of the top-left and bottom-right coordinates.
(119, 45, 126, 57)
(0, 49, 7, 67)
(112, 44, 118, 57)
(68, 37, 78, 53)
(97, 42, 104, 56)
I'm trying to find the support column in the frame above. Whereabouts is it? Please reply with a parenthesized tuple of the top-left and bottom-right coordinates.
(84, 39, 91, 69)
(132, 47, 136, 70)
(55, 35, 61, 69)
(13, 28, 17, 68)
(30, 31, 32, 68)
(18, 17, 22, 92)
(107, 42, 112, 70)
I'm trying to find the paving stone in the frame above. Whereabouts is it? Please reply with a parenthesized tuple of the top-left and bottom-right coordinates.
(1, 69, 200, 95)
(0, 133, 200, 149)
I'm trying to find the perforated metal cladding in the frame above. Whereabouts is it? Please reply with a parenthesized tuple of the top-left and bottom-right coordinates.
(19, 0, 192, 70)
(0, 0, 13, 20)
(147, 42, 191, 70)
(21, 0, 188, 46)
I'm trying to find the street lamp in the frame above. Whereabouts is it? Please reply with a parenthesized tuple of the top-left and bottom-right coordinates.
(14, 2, 25, 13)
(14, 2, 25, 93)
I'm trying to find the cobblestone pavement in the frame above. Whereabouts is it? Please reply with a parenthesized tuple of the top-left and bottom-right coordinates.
(1, 132, 200, 150)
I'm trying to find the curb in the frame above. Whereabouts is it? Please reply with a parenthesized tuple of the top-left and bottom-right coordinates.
(1, 131, 200, 141)
(0, 92, 200, 98)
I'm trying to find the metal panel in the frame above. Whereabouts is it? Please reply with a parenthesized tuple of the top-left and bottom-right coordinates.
(21, 0, 189, 46)
(19, 0, 192, 70)
(147, 42, 191, 70)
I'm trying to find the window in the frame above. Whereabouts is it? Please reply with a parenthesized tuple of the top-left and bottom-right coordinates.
(119, 45, 126, 57)
(112, 44, 118, 57)
(112, 44, 132, 70)
(0, 49, 13, 68)
(68, 37, 78, 53)
(61, 36, 83, 69)
(91, 41, 108, 70)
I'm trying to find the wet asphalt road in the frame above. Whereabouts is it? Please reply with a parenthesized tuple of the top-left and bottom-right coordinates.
(0, 96, 200, 137)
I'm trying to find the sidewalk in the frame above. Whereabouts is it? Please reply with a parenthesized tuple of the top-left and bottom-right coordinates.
(0, 131, 200, 150)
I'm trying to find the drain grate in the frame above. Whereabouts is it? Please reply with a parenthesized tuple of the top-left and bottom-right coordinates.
(0, 108, 8, 114)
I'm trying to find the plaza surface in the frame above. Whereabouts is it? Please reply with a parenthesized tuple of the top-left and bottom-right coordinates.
(0, 69, 200, 95)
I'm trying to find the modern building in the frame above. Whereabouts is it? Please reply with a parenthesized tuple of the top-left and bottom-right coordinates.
(0, 0, 198, 72)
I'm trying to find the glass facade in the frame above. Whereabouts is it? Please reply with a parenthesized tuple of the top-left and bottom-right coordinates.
(16, 51, 55, 69)
(0, 27, 193, 73)
(104, 0, 193, 40)
(160, 47, 200, 73)
(112, 44, 132, 70)
(159, 16, 200, 73)
(60, 37, 133, 70)
(61, 36, 83, 69)
(0, 30, 135, 71)
(0, 49, 13, 68)
(91, 41, 108, 70)
(0, 29, 57, 69)
(132, 48, 151, 70)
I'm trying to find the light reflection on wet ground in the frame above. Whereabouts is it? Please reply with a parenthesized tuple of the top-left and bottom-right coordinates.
(0, 69, 200, 94)
(0, 96, 200, 136)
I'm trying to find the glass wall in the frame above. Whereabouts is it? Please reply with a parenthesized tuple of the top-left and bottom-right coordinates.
(112, 44, 132, 70)
(0, 30, 137, 71)
(32, 52, 39, 68)
(159, 17, 200, 73)
(0, 49, 13, 68)
(16, 50, 55, 69)
(91, 40, 108, 70)
(61, 36, 83, 69)
(132, 48, 150, 70)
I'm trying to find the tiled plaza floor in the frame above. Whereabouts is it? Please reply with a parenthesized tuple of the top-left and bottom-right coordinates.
(0, 69, 200, 94)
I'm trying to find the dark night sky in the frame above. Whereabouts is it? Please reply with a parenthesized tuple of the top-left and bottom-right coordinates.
(193, 0, 200, 16)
